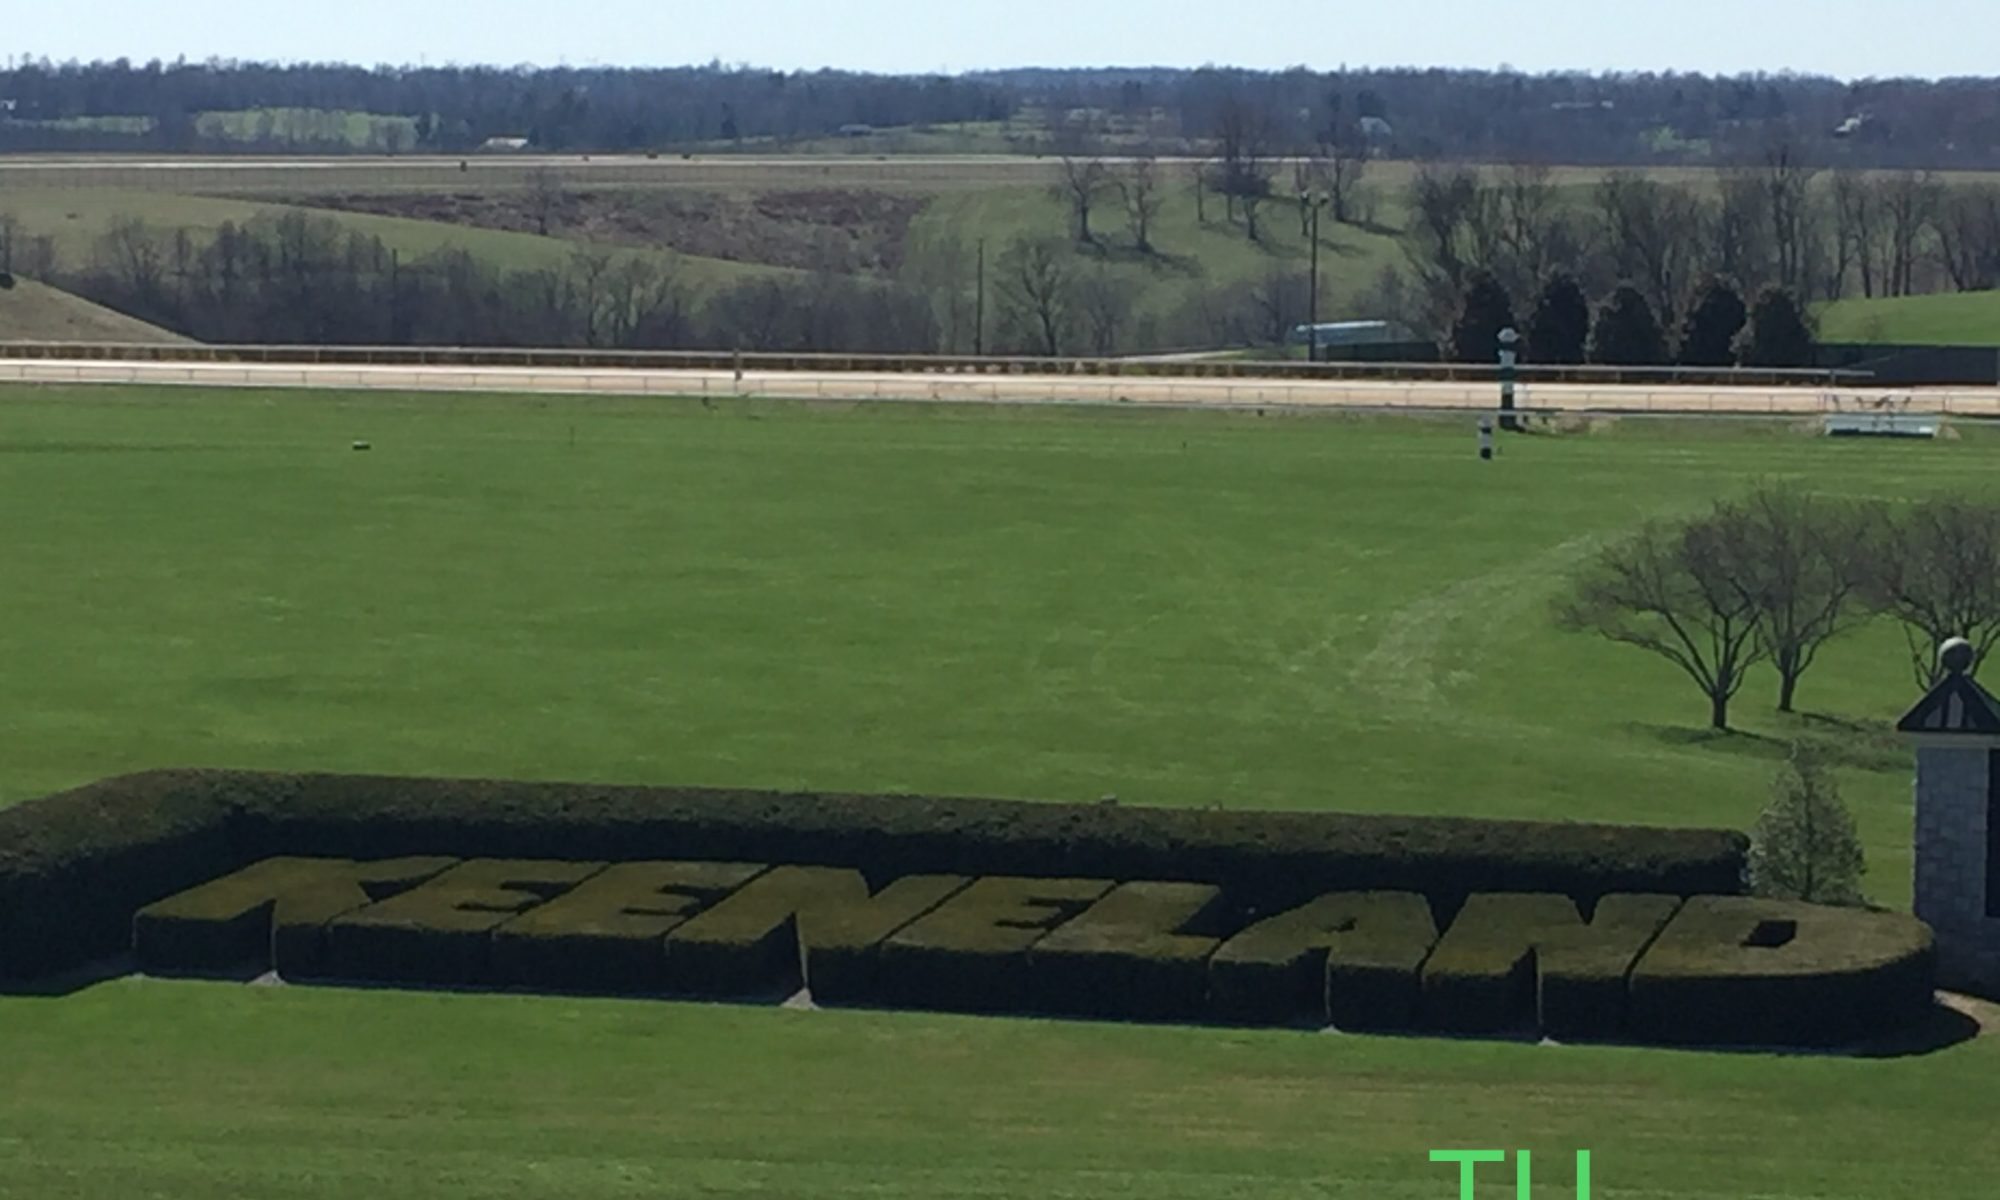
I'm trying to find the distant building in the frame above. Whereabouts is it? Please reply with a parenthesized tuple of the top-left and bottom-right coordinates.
(837, 123, 875, 138)
(479, 135, 531, 152)
(1358, 116, 1393, 141)
(1551, 99, 1615, 112)
(1287, 320, 1416, 348)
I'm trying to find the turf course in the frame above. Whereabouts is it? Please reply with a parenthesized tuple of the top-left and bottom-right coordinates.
(0, 385, 1995, 1197)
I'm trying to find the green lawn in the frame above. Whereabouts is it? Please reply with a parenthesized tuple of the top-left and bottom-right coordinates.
(196, 107, 420, 150)
(0, 386, 1993, 1197)
(1819, 288, 2000, 345)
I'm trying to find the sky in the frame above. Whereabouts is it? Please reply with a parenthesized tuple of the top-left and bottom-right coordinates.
(7, 0, 1995, 81)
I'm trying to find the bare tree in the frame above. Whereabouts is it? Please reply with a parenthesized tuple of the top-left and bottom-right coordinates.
(601, 256, 684, 347)
(1074, 266, 1137, 355)
(1759, 141, 1825, 303)
(526, 166, 567, 237)
(1401, 164, 1485, 338)
(1595, 172, 1705, 325)
(96, 217, 167, 303)
(1726, 487, 1868, 713)
(1055, 152, 1110, 245)
(1934, 184, 2000, 292)
(1831, 168, 1882, 298)
(1710, 168, 1774, 298)
(1861, 497, 2000, 687)
(1486, 163, 1582, 309)
(1557, 513, 1767, 731)
(0, 212, 16, 275)
(1118, 157, 1165, 253)
(1323, 119, 1368, 226)
(1880, 170, 1942, 298)
(567, 249, 617, 347)
(1246, 268, 1312, 345)
(1213, 84, 1275, 234)
(997, 235, 1075, 357)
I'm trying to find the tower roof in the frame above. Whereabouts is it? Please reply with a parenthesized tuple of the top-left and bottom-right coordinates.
(1898, 670, 2000, 735)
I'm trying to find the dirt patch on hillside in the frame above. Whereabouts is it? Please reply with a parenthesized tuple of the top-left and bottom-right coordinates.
(297, 188, 929, 273)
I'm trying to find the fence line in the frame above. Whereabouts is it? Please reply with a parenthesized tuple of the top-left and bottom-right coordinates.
(0, 340, 1871, 389)
(3, 358, 1995, 417)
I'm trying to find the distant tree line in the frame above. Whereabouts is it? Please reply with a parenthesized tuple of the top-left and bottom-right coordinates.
(54, 212, 941, 352)
(1559, 488, 2000, 730)
(1378, 154, 2000, 359)
(8, 60, 2000, 167)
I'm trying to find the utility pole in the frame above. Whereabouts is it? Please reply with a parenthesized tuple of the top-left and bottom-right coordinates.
(1307, 198, 1321, 363)
(974, 238, 986, 356)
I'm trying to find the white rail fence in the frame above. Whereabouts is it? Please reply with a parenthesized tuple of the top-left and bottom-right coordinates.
(3, 359, 1998, 418)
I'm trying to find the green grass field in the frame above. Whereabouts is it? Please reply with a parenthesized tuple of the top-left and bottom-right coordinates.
(1820, 289, 2000, 345)
(195, 107, 420, 149)
(0, 279, 188, 343)
(0, 385, 1994, 1197)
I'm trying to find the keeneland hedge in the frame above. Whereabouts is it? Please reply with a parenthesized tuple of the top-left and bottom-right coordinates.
(0, 769, 1944, 1047)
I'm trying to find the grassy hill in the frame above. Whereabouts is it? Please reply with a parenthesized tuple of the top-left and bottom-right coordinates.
(0, 278, 190, 343)
(1819, 290, 2000, 345)
(0, 188, 787, 290)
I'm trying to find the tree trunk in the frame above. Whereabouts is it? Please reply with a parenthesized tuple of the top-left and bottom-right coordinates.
(1778, 670, 1798, 714)
(1710, 692, 1730, 731)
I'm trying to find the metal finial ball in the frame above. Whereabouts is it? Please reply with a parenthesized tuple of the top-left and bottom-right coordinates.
(1940, 637, 1975, 675)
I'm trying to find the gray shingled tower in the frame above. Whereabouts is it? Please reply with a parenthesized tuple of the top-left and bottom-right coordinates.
(1898, 637, 2000, 994)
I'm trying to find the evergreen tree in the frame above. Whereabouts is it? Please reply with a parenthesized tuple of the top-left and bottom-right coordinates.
(1741, 287, 1817, 368)
(1747, 741, 1867, 906)
(1588, 284, 1668, 366)
(1525, 272, 1590, 364)
(1678, 277, 1747, 366)
(1449, 271, 1516, 364)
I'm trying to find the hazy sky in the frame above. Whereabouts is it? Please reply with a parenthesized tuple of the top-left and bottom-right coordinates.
(8, 0, 1993, 80)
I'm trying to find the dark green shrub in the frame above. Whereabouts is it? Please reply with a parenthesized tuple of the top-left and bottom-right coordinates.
(489, 861, 765, 994)
(235, 771, 1747, 922)
(324, 859, 602, 986)
(662, 866, 968, 1003)
(1421, 894, 1681, 1036)
(133, 856, 457, 976)
(1027, 881, 1225, 1020)
(0, 771, 256, 982)
(1628, 896, 1935, 1047)
(1208, 892, 1437, 1029)
(877, 876, 1114, 1014)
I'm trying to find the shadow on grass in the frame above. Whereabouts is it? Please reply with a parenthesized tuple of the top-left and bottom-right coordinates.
(1632, 713, 1909, 774)
(1849, 997, 1985, 1058)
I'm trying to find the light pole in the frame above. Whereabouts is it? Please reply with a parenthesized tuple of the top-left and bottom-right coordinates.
(1300, 189, 1327, 362)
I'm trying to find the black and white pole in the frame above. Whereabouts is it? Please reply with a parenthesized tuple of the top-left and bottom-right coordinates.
(1478, 415, 1494, 461)
(1497, 326, 1520, 432)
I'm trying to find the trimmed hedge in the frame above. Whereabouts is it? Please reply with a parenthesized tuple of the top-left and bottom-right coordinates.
(232, 772, 1747, 923)
(1027, 882, 1226, 1020)
(324, 859, 603, 986)
(0, 769, 1747, 985)
(662, 867, 969, 1003)
(1628, 896, 1936, 1047)
(1420, 894, 1681, 1037)
(1208, 892, 1438, 1029)
(133, 856, 458, 976)
(488, 861, 765, 994)
(877, 876, 1115, 1014)
(0, 771, 267, 982)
